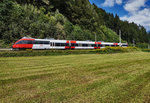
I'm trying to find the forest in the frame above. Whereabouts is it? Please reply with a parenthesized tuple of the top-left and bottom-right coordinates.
(0, 0, 150, 48)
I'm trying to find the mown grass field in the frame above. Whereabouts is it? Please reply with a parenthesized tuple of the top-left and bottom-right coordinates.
(1, 52, 150, 103)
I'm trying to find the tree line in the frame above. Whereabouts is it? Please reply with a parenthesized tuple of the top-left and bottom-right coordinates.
(0, 0, 150, 48)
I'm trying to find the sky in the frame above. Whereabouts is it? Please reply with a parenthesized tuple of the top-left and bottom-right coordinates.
(89, 0, 150, 31)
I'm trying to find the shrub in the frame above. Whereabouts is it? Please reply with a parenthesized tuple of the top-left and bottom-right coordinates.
(0, 47, 139, 57)
(136, 43, 148, 49)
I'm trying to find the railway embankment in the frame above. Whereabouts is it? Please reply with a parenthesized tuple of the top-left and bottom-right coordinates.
(0, 47, 139, 57)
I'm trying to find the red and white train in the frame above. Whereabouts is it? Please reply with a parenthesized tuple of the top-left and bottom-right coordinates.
(12, 37, 128, 50)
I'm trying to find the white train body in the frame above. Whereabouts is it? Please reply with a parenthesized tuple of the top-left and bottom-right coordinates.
(12, 38, 128, 50)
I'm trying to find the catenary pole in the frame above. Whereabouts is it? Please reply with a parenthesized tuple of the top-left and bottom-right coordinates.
(119, 30, 121, 47)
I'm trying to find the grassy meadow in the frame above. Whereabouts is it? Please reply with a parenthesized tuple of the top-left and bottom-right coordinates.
(1, 52, 150, 103)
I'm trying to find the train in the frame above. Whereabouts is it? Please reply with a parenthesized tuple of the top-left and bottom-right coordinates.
(12, 37, 128, 50)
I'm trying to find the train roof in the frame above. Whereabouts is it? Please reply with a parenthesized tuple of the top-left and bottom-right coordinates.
(20, 37, 127, 44)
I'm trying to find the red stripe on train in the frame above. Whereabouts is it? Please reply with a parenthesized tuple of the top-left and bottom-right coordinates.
(95, 42, 101, 44)
(70, 41, 76, 43)
(98, 42, 101, 44)
(71, 46, 75, 49)
(113, 43, 118, 45)
(65, 46, 70, 49)
(13, 44, 33, 49)
(94, 47, 97, 49)
(66, 40, 69, 43)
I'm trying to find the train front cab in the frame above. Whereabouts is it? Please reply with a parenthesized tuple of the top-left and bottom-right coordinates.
(12, 39, 34, 50)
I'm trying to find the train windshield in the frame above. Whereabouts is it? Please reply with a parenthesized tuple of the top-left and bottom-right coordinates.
(16, 40, 33, 44)
(16, 40, 24, 44)
(16, 40, 50, 44)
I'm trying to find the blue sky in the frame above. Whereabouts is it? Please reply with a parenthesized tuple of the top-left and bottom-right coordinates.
(89, 0, 150, 31)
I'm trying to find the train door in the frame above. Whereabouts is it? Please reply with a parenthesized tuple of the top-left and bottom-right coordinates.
(50, 42, 54, 49)
(51, 42, 56, 49)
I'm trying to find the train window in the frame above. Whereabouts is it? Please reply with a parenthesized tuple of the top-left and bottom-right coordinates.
(55, 43, 68, 46)
(71, 43, 78, 46)
(92, 44, 96, 47)
(111, 45, 115, 47)
(43, 41, 49, 44)
(105, 45, 110, 47)
(39, 41, 43, 44)
(122, 45, 127, 46)
(55, 43, 61, 46)
(27, 40, 33, 44)
(71, 43, 75, 46)
(61, 43, 64, 46)
(98, 44, 103, 47)
(88, 44, 92, 47)
(82, 44, 88, 47)
(16, 40, 24, 44)
(22, 40, 27, 44)
(19, 40, 33, 44)
(65, 43, 68, 46)
(33, 41, 44, 44)
(33, 41, 38, 44)
(66, 43, 69, 46)
(78, 44, 82, 47)
(75, 44, 79, 46)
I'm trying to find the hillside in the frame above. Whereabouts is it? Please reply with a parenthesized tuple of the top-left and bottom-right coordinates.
(0, 0, 149, 47)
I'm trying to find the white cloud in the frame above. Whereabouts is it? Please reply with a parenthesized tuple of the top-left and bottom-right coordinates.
(102, 0, 122, 7)
(121, 0, 150, 31)
(124, 0, 147, 13)
(102, 0, 115, 7)
(116, 0, 122, 5)
(101, 0, 150, 31)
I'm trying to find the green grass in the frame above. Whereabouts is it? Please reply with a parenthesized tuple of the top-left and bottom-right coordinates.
(1, 52, 150, 103)
(0, 47, 139, 57)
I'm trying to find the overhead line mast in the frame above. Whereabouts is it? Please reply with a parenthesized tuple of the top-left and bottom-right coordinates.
(119, 30, 122, 47)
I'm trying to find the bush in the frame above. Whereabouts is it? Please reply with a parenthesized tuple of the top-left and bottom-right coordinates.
(142, 49, 150, 52)
(136, 43, 148, 49)
(94, 47, 139, 54)
(0, 47, 139, 57)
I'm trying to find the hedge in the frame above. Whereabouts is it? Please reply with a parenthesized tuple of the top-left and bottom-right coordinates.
(0, 47, 139, 57)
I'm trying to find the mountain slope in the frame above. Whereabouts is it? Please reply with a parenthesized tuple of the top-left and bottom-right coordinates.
(0, 0, 149, 47)
(0, 0, 121, 47)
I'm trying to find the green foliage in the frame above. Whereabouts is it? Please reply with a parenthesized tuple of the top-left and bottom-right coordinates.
(0, 47, 139, 57)
(136, 43, 148, 49)
(142, 49, 150, 52)
(70, 25, 84, 40)
(0, 1, 69, 44)
(0, 0, 23, 43)
(49, 0, 149, 44)
(94, 47, 139, 54)
(64, 21, 74, 36)
(1, 0, 118, 45)
(0, 0, 149, 47)
(100, 26, 119, 42)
